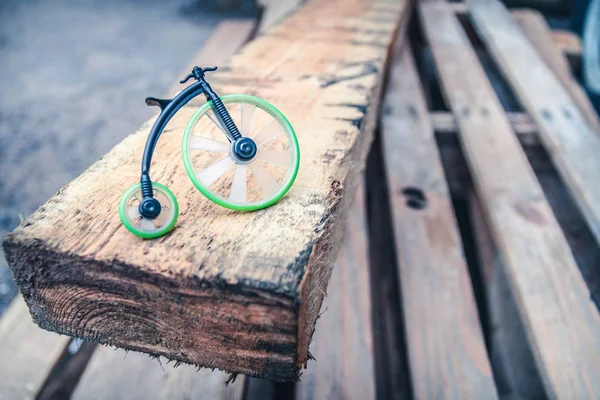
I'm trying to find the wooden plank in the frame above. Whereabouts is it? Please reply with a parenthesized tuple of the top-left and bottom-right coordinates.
(468, 194, 546, 399)
(258, 0, 303, 33)
(420, 3, 600, 399)
(468, 0, 600, 247)
(431, 110, 538, 136)
(3, 0, 408, 381)
(296, 184, 376, 400)
(510, 9, 600, 132)
(169, 20, 255, 95)
(380, 42, 497, 399)
(0, 296, 71, 399)
(72, 347, 245, 400)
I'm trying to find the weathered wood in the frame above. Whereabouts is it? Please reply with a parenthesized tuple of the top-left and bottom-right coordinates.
(169, 19, 255, 95)
(468, 194, 546, 400)
(0, 296, 71, 399)
(3, 0, 408, 381)
(420, 2, 600, 398)
(72, 347, 245, 400)
(296, 184, 375, 400)
(431, 110, 538, 138)
(468, 0, 600, 247)
(510, 9, 600, 132)
(381, 44, 497, 399)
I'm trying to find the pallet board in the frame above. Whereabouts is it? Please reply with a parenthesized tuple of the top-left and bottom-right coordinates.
(72, 348, 245, 400)
(3, 0, 409, 381)
(0, 297, 71, 399)
(468, 0, 600, 247)
(420, 2, 600, 399)
(380, 43, 497, 399)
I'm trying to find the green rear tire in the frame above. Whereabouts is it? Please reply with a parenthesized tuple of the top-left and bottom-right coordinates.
(119, 182, 179, 239)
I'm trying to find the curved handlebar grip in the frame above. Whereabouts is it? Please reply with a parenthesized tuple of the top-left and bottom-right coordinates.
(179, 73, 195, 84)
(203, 66, 218, 72)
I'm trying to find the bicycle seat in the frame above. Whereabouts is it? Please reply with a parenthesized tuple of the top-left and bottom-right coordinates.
(145, 97, 171, 110)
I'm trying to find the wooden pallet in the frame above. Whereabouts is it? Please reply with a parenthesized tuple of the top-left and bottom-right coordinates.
(2, 0, 600, 398)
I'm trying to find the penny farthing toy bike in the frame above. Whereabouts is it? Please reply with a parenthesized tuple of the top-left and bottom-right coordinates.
(119, 66, 300, 239)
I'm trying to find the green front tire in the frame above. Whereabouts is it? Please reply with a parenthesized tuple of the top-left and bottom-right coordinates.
(182, 94, 300, 211)
(119, 182, 179, 239)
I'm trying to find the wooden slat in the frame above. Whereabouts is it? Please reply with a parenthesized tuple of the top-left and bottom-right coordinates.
(468, 0, 600, 246)
(3, 0, 408, 381)
(420, 2, 600, 399)
(296, 184, 375, 400)
(469, 194, 546, 399)
(72, 347, 244, 400)
(0, 296, 70, 399)
(381, 42, 497, 399)
(510, 9, 600, 132)
(431, 110, 538, 137)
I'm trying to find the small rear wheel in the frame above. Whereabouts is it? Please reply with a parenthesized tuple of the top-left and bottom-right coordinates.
(119, 182, 178, 239)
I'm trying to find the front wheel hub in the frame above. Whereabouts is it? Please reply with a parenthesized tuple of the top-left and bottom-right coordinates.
(233, 137, 257, 161)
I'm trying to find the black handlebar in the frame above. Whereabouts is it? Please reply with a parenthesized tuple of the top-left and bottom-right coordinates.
(180, 66, 218, 84)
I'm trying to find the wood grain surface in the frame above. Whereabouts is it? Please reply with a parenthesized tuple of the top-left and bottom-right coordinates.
(421, 2, 600, 398)
(296, 184, 376, 400)
(380, 43, 497, 399)
(3, 0, 407, 381)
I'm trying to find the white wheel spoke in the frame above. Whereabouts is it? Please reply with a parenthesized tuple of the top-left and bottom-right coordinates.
(133, 192, 143, 203)
(252, 120, 283, 146)
(189, 136, 229, 152)
(229, 165, 247, 203)
(240, 102, 256, 137)
(155, 209, 171, 226)
(128, 205, 141, 220)
(197, 157, 235, 187)
(139, 219, 155, 231)
(207, 110, 226, 133)
(257, 149, 290, 167)
(249, 162, 279, 198)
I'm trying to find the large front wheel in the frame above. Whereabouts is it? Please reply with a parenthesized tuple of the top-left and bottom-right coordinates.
(182, 94, 300, 211)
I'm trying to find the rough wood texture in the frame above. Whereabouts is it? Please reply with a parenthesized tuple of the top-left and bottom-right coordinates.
(72, 347, 245, 400)
(510, 9, 600, 132)
(381, 44, 497, 399)
(3, 0, 408, 381)
(431, 110, 537, 136)
(296, 184, 375, 400)
(469, 194, 546, 400)
(420, 2, 600, 398)
(468, 0, 600, 247)
(0, 296, 70, 399)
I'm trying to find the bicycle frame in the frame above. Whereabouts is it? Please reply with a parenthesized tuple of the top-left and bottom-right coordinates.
(139, 66, 248, 200)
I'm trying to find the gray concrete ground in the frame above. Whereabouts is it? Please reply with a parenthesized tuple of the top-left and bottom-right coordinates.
(0, 0, 255, 314)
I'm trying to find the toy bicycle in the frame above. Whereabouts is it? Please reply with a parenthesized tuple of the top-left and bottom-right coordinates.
(119, 66, 300, 239)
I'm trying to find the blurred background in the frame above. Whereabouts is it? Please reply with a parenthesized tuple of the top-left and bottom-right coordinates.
(0, 0, 258, 314)
(1, 0, 600, 398)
